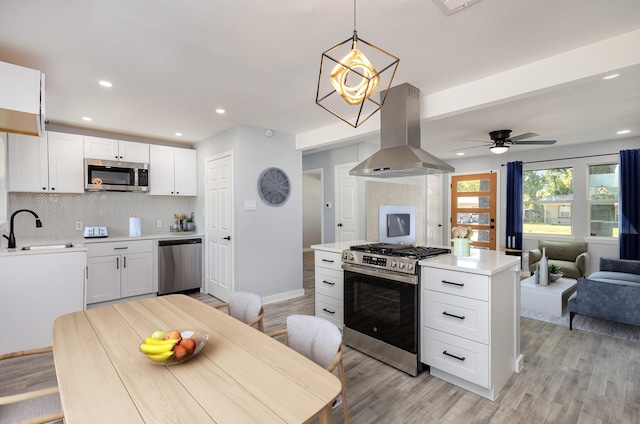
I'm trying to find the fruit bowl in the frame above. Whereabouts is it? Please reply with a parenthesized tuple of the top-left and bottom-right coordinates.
(139, 329, 209, 365)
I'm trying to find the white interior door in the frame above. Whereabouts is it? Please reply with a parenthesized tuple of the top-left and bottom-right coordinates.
(335, 162, 358, 243)
(205, 153, 233, 301)
(426, 174, 443, 246)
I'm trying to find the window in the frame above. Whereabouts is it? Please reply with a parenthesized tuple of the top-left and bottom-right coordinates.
(588, 163, 619, 237)
(523, 167, 573, 235)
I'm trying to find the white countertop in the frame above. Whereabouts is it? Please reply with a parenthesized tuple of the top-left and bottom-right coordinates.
(0, 232, 204, 257)
(310, 240, 369, 254)
(419, 248, 520, 276)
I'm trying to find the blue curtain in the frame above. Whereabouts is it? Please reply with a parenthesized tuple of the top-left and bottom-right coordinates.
(619, 149, 640, 260)
(506, 161, 523, 257)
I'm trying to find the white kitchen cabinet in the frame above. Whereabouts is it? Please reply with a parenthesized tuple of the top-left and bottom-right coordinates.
(0, 250, 85, 355)
(314, 249, 344, 329)
(149, 145, 196, 196)
(84, 136, 149, 163)
(420, 256, 519, 401)
(86, 240, 153, 305)
(8, 131, 84, 193)
(0, 61, 44, 136)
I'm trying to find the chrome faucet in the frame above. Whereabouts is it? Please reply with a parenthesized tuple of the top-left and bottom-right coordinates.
(3, 209, 43, 249)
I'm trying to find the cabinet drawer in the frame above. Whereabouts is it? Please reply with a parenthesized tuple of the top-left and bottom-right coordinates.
(423, 290, 489, 344)
(422, 328, 489, 388)
(422, 267, 489, 301)
(315, 268, 343, 300)
(314, 250, 342, 271)
(87, 240, 153, 257)
(315, 294, 343, 329)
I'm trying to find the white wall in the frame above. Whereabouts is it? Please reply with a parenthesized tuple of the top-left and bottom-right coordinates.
(302, 173, 322, 248)
(446, 136, 640, 273)
(196, 125, 303, 299)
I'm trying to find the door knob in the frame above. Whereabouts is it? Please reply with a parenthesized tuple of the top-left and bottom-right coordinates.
(337, 223, 343, 227)
(222, 236, 231, 240)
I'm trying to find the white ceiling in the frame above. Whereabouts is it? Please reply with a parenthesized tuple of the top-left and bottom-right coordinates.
(2, 0, 639, 160)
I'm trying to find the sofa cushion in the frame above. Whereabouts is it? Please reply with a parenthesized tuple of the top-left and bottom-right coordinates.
(548, 260, 581, 279)
(587, 271, 640, 285)
(539, 240, 588, 262)
(599, 258, 640, 275)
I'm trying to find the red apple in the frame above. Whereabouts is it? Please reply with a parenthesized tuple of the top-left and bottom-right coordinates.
(173, 344, 188, 360)
(165, 330, 182, 341)
(179, 337, 197, 354)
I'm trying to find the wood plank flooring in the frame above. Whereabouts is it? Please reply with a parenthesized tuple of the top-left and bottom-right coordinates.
(2, 251, 639, 423)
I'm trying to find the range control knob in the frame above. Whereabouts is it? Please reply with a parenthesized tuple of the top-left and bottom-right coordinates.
(349, 253, 354, 260)
(399, 261, 405, 269)
(407, 263, 414, 271)
(391, 260, 397, 268)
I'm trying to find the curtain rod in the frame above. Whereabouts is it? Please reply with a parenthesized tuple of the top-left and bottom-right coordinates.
(501, 152, 619, 166)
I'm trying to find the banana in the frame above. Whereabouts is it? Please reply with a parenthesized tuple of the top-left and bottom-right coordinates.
(144, 351, 174, 362)
(139, 342, 176, 355)
(144, 337, 180, 345)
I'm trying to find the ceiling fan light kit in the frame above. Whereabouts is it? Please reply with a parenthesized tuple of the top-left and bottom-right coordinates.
(490, 145, 509, 154)
(315, 0, 399, 128)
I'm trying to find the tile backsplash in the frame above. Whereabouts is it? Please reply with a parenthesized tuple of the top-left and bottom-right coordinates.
(6, 192, 196, 245)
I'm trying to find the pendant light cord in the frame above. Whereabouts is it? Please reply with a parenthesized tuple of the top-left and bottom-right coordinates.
(353, 0, 357, 30)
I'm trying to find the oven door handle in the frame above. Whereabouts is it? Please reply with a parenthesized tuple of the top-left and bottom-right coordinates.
(342, 263, 418, 285)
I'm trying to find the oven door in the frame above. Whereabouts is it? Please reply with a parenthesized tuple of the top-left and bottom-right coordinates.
(343, 264, 418, 354)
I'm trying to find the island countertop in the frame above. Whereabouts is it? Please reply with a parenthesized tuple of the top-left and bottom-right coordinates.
(419, 248, 520, 276)
(310, 240, 368, 254)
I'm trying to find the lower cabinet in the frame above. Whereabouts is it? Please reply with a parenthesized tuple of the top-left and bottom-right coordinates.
(314, 249, 344, 329)
(86, 240, 153, 305)
(420, 265, 517, 401)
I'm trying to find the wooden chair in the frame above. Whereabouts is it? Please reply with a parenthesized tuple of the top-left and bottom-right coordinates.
(0, 346, 64, 424)
(269, 315, 350, 424)
(214, 291, 264, 332)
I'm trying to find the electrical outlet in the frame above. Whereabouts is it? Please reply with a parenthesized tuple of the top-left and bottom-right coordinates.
(75, 221, 83, 231)
(156, 219, 163, 228)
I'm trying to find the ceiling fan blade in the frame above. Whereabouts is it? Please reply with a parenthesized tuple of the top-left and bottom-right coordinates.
(512, 140, 556, 145)
(454, 144, 491, 151)
(460, 139, 492, 143)
(508, 132, 539, 142)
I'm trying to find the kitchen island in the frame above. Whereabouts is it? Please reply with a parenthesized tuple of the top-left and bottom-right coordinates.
(419, 249, 522, 401)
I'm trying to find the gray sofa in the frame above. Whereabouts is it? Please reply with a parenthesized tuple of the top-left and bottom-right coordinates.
(568, 257, 640, 329)
(528, 240, 589, 279)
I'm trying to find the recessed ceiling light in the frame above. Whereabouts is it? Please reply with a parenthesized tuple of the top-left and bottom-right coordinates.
(82, 116, 92, 121)
(617, 130, 631, 135)
(175, 132, 183, 136)
(456, 152, 465, 156)
(99, 80, 113, 87)
(603, 74, 619, 80)
(216, 109, 225, 114)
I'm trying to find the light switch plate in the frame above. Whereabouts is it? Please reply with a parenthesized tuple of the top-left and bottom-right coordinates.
(244, 200, 257, 211)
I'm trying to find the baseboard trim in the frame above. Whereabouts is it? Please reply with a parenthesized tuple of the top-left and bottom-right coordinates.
(263, 289, 305, 305)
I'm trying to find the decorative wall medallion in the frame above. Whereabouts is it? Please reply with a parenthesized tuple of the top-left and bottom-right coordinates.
(257, 167, 290, 206)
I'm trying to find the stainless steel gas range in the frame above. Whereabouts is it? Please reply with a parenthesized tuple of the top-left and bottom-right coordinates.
(341, 243, 451, 376)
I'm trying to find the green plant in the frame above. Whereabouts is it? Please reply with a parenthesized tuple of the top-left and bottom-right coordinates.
(548, 263, 562, 275)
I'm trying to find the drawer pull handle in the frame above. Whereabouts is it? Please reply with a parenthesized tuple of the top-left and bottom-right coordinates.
(322, 259, 335, 263)
(442, 311, 465, 320)
(322, 308, 336, 315)
(443, 351, 465, 361)
(322, 280, 335, 285)
(114, 247, 129, 250)
(442, 279, 464, 287)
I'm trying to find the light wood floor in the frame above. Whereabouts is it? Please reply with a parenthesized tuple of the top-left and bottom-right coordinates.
(2, 251, 639, 423)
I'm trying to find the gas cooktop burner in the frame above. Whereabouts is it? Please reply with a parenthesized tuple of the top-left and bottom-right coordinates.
(349, 243, 451, 259)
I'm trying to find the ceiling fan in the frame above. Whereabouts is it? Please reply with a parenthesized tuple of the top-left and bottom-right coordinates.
(456, 130, 557, 154)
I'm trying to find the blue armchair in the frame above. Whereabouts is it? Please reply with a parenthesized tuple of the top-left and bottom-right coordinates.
(568, 257, 640, 329)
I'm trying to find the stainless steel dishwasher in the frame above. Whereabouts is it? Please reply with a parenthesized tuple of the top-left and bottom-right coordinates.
(158, 238, 202, 295)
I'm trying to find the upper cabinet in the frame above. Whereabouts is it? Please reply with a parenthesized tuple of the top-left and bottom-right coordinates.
(84, 136, 149, 163)
(0, 61, 45, 137)
(8, 131, 84, 193)
(149, 145, 196, 196)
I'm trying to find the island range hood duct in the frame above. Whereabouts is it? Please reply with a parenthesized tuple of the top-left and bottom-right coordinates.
(349, 83, 454, 178)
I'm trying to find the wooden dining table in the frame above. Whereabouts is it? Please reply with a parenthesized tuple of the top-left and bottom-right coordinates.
(52, 294, 342, 423)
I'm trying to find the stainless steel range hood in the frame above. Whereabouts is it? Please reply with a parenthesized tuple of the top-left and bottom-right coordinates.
(349, 83, 454, 178)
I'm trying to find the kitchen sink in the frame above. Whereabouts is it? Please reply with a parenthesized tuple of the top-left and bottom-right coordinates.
(21, 242, 74, 251)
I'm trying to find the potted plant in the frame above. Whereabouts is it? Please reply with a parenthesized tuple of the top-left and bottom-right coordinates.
(185, 212, 195, 231)
(548, 263, 563, 282)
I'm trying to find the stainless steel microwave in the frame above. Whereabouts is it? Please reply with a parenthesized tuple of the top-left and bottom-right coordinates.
(84, 159, 149, 192)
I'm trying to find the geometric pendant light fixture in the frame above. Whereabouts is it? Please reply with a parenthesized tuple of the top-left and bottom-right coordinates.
(316, 0, 400, 128)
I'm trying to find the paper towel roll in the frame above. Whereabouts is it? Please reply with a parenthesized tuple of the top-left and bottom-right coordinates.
(129, 217, 141, 237)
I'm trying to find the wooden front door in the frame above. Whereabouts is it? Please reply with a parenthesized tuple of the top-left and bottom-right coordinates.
(451, 172, 497, 250)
